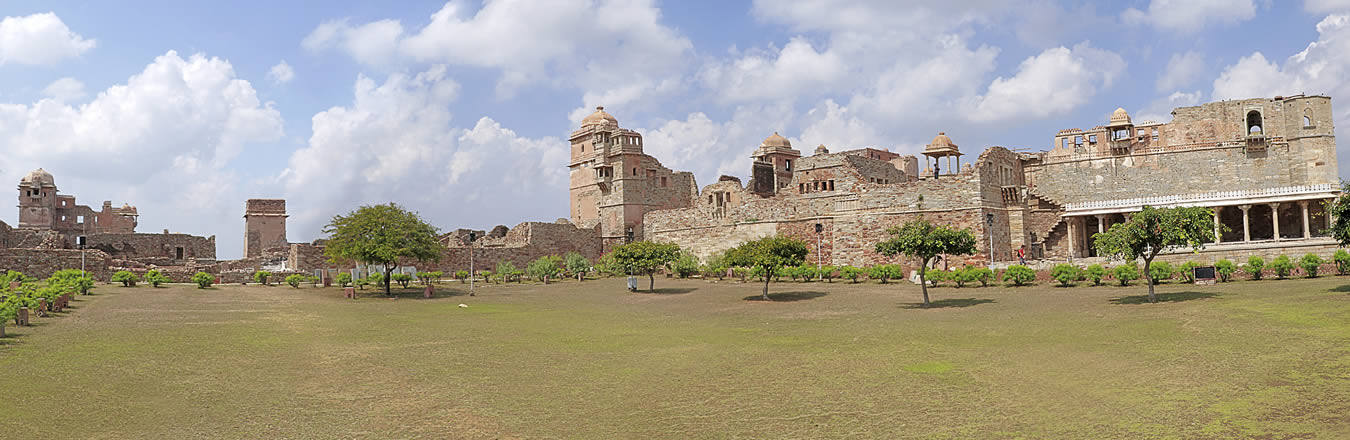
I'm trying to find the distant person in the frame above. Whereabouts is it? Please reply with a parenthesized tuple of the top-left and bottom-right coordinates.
(1017, 246, 1027, 265)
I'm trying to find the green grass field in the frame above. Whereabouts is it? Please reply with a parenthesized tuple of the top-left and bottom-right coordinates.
(2, 276, 1349, 439)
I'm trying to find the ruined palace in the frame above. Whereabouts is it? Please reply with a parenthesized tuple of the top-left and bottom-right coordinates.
(568, 95, 1340, 268)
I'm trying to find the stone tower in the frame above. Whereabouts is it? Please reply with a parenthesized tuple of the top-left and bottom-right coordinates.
(567, 106, 696, 249)
(243, 199, 287, 258)
(749, 132, 801, 195)
(17, 168, 57, 229)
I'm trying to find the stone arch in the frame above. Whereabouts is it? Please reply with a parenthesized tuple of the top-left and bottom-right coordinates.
(1246, 110, 1263, 135)
(1304, 107, 1314, 127)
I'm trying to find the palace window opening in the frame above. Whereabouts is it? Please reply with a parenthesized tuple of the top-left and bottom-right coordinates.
(1247, 110, 1263, 135)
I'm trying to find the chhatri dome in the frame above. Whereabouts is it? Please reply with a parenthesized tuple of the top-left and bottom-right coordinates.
(1109, 107, 1132, 126)
(581, 106, 618, 127)
(924, 132, 960, 155)
(20, 168, 55, 186)
(814, 144, 829, 155)
(761, 132, 792, 148)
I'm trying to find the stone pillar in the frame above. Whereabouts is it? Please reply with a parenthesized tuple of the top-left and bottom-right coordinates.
(1300, 200, 1311, 239)
(1095, 215, 1106, 234)
(1239, 205, 1251, 242)
(1270, 202, 1281, 241)
(1212, 206, 1222, 244)
(1067, 216, 1077, 258)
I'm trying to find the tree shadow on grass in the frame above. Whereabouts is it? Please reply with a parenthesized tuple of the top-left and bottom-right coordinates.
(742, 291, 827, 302)
(900, 298, 996, 309)
(647, 287, 697, 295)
(1330, 284, 1350, 293)
(1110, 291, 1218, 305)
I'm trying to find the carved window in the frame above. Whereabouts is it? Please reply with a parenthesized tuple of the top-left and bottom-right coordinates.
(1246, 110, 1263, 135)
(1304, 108, 1314, 127)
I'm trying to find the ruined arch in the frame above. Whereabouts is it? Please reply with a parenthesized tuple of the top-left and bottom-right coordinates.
(1304, 107, 1314, 127)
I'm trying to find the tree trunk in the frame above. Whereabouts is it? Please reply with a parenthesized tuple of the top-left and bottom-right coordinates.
(648, 273, 655, 292)
(762, 270, 772, 300)
(384, 266, 394, 296)
(578, 272, 583, 282)
(919, 266, 931, 307)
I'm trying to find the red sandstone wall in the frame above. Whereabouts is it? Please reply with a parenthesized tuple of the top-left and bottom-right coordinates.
(0, 248, 112, 280)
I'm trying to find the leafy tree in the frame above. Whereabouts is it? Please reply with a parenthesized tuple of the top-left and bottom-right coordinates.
(526, 256, 563, 284)
(837, 266, 861, 283)
(1092, 206, 1215, 303)
(1214, 259, 1237, 282)
(968, 267, 994, 287)
(867, 264, 902, 284)
(364, 273, 384, 290)
(190, 272, 214, 289)
(608, 241, 681, 292)
(702, 253, 730, 281)
(1051, 264, 1080, 287)
(496, 261, 519, 283)
(1004, 265, 1035, 286)
(144, 269, 169, 288)
(819, 265, 836, 283)
(671, 253, 700, 279)
(724, 236, 809, 300)
(253, 270, 272, 286)
(1301, 253, 1324, 278)
(453, 270, 469, 283)
(391, 273, 413, 288)
(795, 264, 818, 282)
(1148, 261, 1174, 285)
(1114, 264, 1140, 286)
(285, 274, 305, 288)
(50, 269, 94, 294)
(111, 271, 139, 287)
(1328, 186, 1350, 245)
(1083, 264, 1107, 286)
(479, 270, 494, 284)
(875, 220, 977, 307)
(1269, 255, 1295, 279)
(1334, 249, 1350, 275)
(1178, 261, 1200, 283)
(336, 272, 353, 287)
(1245, 256, 1266, 280)
(564, 252, 592, 281)
(416, 272, 440, 286)
(323, 203, 445, 296)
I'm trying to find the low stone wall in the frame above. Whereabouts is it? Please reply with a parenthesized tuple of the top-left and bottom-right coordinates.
(0, 248, 112, 280)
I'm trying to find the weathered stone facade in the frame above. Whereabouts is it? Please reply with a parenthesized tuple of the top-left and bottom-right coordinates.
(243, 199, 288, 258)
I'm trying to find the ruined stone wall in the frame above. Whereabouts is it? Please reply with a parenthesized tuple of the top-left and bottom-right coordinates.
(244, 199, 288, 258)
(791, 154, 907, 194)
(85, 233, 216, 261)
(0, 220, 10, 249)
(0, 249, 112, 280)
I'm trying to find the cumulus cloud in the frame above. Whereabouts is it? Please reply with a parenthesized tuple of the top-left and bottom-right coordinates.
(1136, 90, 1204, 124)
(0, 50, 284, 255)
(698, 37, 845, 103)
(280, 66, 569, 243)
(267, 60, 295, 84)
(1156, 51, 1206, 92)
(0, 12, 96, 65)
(41, 77, 85, 102)
(1122, 0, 1256, 32)
(969, 43, 1126, 123)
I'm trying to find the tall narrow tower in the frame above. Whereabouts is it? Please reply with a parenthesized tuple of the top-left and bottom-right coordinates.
(17, 168, 57, 229)
(243, 199, 287, 258)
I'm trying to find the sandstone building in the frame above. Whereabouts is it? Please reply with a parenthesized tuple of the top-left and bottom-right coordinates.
(243, 199, 288, 258)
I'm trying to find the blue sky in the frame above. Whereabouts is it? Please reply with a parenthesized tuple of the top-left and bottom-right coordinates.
(2, 0, 1349, 259)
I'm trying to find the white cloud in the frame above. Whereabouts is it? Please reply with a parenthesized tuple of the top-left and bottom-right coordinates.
(0, 12, 96, 65)
(969, 43, 1125, 123)
(1122, 0, 1256, 32)
(41, 77, 85, 102)
(0, 51, 284, 257)
(698, 37, 845, 103)
(1136, 90, 1204, 124)
(1156, 51, 1206, 91)
(267, 60, 295, 84)
(302, 19, 403, 67)
(280, 66, 569, 242)
(1306, 0, 1350, 12)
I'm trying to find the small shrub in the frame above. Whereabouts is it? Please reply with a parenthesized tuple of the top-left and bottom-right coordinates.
(951, 267, 977, 288)
(839, 266, 863, 283)
(1270, 255, 1294, 279)
(926, 269, 951, 287)
(820, 265, 837, 283)
(1245, 256, 1266, 280)
(190, 272, 214, 288)
(869, 265, 903, 284)
(1147, 261, 1174, 285)
(1178, 261, 1199, 283)
(144, 269, 170, 288)
(335, 272, 352, 287)
(526, 256, 562, 283)
(111, 270, 139, 287)
(308, 276, 321, 287)
(1051, 264, 1080, 287)
(390, 273, 413, 288)
(1301, 254, 1323, 278)
(1335, 249, 1350, 275)
(1113, 264, 1139, 286)
(1083, 264, 1107, 286)
(253, 271, 272, 286)
(672, 254, 700, 279)
(285, 274, 305, 288)
(1004, 265, 1035, 286)
(1214, 259, 1236, 282)
(454, 270, 470, 283)
(968, 267, 994, 287)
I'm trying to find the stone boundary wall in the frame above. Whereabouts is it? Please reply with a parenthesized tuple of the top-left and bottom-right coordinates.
(86, 232, 217, 261)
(0, 248, 112, 280)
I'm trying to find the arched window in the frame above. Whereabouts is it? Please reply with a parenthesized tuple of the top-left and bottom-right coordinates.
(1304, 108, 1314, 127)
(1246, 110, 1263, 135)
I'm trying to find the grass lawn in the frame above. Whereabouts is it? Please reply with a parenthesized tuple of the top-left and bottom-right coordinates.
(2, 276, 1350, 439)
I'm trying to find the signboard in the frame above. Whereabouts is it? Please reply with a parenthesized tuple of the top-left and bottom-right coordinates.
(1194, 266, 1217, 284)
